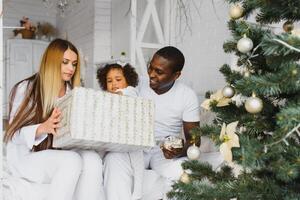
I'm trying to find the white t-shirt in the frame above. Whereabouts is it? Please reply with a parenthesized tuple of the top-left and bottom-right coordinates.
(138, 78, 200, 141)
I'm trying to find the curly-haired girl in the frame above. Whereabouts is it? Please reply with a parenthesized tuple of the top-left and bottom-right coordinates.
(96, 63, 139, 96)
(97, 62, 144, 198)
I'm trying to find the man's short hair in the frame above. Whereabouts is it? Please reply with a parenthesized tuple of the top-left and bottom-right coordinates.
(155, 46, 185, 72)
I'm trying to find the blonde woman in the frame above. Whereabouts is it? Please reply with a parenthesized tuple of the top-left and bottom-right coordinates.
(4, 39, 104, 200)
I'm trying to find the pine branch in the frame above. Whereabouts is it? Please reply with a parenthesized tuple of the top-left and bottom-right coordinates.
(262, 34, 300, 57)
(224, 21, 271, 71)
(228, 173, 283, 199)
(199, 124, 221, 144)
(276, 102, 300, 132)
(226, 0, 300, 24)
(210, 101, 277, 136)
(234, 62, 300, 97)
(170, 1, 300, 199)
(219, 64, 244, 84)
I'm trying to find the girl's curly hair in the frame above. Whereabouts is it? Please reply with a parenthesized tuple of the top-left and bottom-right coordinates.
(96, 63, 139, 91)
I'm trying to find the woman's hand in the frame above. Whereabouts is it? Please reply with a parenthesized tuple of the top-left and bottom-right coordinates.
(36, 108, 62, 136)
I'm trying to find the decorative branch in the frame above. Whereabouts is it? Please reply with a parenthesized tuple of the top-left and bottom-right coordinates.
(272, 38, 300, 53)
(264, 123, 300, 152)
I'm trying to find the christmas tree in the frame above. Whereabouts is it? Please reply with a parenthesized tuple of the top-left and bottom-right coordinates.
(168, 0, 300, 199)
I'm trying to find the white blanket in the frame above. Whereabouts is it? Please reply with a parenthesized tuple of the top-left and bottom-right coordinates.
(3, 176, 48, 200)
(2, 151, 48, 200)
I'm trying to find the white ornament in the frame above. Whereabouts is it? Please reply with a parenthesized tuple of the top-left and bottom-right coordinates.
(237, 36, 253, 53)
(229, 4, 243, 19)
(244, 71, 250, 77)
(222, 86, 235, 98)
(187, 144, 201, 160)
(245, 96, 263, 114)
(180, 172, 190, 184)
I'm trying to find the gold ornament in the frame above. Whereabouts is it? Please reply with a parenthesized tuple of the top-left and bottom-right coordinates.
(229, 4, 244, 20)
(292, 69, 298, 75)
(180, 172, 190, 184)
(222, 86, 235, 98)
(243, 69, 254, 77)
(244, 71, 250, 77)
(283, 21, 294, 33)
(245, 93, 263, 114)
(201, 90, 231, 110)
(187, 144, 201, 160)
(237, 35, 253, 53)
(291, 29, 300, 37)
(219, 121, 240, 163)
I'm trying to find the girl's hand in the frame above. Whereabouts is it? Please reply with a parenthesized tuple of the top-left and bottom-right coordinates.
(36, 108, 62, 136)
(114, 89, 123, 95)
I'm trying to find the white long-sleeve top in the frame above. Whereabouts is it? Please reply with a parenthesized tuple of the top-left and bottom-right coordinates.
(116, 86, 139, 97)
(6, 81, 69, 178)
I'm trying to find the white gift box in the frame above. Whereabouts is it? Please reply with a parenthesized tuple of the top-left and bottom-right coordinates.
(53, 87, 155, 152)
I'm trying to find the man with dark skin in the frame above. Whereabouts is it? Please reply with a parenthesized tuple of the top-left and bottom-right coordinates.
(104, 46, 200, 200)
(147, 53, 200, 159)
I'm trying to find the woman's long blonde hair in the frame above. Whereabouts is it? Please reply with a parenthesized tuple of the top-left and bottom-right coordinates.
(4, 39, 81, 151)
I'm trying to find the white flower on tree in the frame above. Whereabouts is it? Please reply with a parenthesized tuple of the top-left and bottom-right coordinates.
(219, 121, 240, 163)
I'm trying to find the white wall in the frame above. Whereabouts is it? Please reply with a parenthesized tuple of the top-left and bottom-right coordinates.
(94, 0, 112, 88)
(3, 0, 56, 41)
(111, 0, 130, 59)
(110, 0, 231, 100)
(2, 0, 232, 95)
(174, 0, 231, 100)
(1, 0, 4, 185)
(2, 0, 56, 118)
(57, 0, 96, 88)
(57, 0, 113, 89)
(3, 0, 113, 90)
(2, 0, 56, 87)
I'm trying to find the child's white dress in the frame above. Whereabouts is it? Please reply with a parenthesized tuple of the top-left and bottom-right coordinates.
(116, 86, 144, 200)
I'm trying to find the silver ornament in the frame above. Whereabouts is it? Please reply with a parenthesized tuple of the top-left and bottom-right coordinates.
(222, 86, 235, 98)
(187, 144, 201, 160)
(245, 96, 263, 114)
(237, 36, 253, 53)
